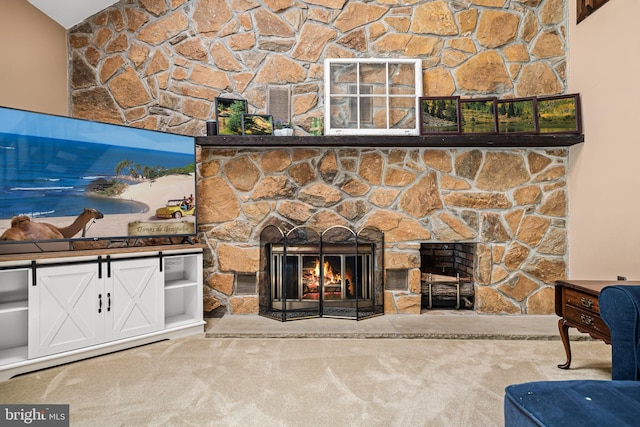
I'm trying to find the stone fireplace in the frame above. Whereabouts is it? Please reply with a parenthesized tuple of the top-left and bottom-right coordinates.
(60, 0, 582, 316)
(196, 136, 577, 317)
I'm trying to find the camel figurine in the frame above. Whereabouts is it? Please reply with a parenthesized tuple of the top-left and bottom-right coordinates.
(0, 208, 104, 241)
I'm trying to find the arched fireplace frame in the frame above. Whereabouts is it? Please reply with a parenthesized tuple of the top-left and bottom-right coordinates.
(258, 224, 385, 321)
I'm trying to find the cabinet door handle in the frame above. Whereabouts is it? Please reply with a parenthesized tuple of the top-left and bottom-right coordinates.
(107, 292, 111, 312)
(31, 260, 37, 286)
(98, 293, 102, 314)
(581, 297, 594, 309)
(580, 314, 594, 326)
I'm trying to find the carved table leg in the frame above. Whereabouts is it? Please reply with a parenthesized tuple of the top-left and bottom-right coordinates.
(557, 318, 572, 369)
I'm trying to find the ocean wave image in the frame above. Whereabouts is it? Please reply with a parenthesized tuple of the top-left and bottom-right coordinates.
(0, 134, 193, 220)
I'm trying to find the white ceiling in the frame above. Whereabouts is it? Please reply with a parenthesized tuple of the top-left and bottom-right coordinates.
(28, 0, 118, 29)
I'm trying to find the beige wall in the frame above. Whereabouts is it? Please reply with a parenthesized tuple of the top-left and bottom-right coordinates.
(0, 0, 68, 116)
(568, 2, 640, 280)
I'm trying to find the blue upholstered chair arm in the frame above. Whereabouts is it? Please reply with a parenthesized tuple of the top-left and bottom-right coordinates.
(599, 285, 640, 380)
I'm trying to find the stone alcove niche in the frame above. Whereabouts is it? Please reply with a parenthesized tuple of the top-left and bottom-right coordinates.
(420, 242, 476, 310)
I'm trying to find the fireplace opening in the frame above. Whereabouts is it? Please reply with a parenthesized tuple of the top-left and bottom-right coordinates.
(271, 244, 372, 305)
(420, 243, 476, 310)
(259, 225, 384, 321)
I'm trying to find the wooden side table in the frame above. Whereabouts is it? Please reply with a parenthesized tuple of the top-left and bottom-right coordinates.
(555, 280, 640, 369)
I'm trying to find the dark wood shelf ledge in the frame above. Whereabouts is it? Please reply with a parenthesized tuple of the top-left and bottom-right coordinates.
(196, 133, 584, 148)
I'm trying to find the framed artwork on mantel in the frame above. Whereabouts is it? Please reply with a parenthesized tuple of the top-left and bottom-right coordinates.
(536, 94, 582, 134)
(419, 96, 461, 135)
(460, 98, 498, 134)
(215, 97, 248, 135)
(241, 114, 274, 135)
(497, 97, 538, 134)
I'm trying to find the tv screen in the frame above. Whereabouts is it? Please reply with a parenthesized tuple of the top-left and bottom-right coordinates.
(0, 107, 196, 253)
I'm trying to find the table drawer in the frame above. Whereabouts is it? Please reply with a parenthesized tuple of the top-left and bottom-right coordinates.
(564, 304, 610, 335)
(564, 288, 600, 313)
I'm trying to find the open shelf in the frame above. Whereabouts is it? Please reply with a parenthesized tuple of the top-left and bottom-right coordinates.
(163, 254, 201, 328)
(164, 255, 199, 287)
(0, 301, 28, 314)
(165, 314, 198, 329)
(165, 285, 199, 328)
(165, 279, 198, 290)
(0, 268, 29, 366)
(0, 346, 28, 365)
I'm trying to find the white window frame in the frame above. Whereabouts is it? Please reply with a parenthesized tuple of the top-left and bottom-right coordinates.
(324, 58, 423, 136)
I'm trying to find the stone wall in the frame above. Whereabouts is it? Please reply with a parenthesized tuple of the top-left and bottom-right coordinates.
(66, 0, 570, 315)
(68, 0, 567, 135)
(198, 145, 568, 315)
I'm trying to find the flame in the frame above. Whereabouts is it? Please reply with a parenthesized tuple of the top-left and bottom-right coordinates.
(314, 259, 343, 284)
(303, 257, 356, 299)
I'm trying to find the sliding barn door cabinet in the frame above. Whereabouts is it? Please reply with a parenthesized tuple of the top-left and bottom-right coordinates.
(0, 246, 204, 381)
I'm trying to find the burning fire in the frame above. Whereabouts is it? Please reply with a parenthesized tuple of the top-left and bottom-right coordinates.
(302, 258, 354, 298)
(314, 259, 341, 284)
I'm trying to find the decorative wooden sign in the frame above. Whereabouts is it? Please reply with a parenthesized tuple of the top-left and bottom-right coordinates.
(128, 221, 195, 236)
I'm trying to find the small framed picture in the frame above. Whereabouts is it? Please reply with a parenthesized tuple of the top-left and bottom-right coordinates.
(497, 97, 538, 134)
(536, 94, 582, 134)
(460, 98, 498, 134)
(215, 97, 248, 135)
(242, 114, 274, 135)
(419, 96, 461, 135)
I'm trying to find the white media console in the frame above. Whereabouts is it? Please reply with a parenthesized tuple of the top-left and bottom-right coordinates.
(0, 245, 205, 381)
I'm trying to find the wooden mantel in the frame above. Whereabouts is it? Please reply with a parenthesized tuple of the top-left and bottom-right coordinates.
(195, 133, 584, 148)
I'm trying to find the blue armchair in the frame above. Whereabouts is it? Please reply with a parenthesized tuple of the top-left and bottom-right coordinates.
(599, 284, 640, 380)
(504, 285, 640, 426)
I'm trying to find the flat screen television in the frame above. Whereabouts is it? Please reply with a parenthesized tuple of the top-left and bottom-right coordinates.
(0, 107, 196, 254)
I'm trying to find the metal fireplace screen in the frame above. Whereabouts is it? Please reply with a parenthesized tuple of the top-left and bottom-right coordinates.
(259, 225, 384, 321)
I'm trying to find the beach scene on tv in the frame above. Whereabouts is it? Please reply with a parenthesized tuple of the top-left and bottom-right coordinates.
(0, 108, 196, 247)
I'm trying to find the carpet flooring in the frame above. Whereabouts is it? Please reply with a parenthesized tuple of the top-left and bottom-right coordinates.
(0, 335, 612, 426)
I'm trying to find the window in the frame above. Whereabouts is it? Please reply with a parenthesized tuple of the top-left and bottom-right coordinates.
(324, 58, 422, 136)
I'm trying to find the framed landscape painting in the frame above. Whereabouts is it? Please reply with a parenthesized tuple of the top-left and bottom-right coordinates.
(215, 98, 248, 135)
(497, 97, 538, 134)
(460, 98, 498, 134)
(242, 114, 274, 135)
(536, 94, 582, 134)
(419, 96, 461, 135)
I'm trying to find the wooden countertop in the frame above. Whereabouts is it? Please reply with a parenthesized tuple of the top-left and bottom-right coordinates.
(0, 243, 205, 264)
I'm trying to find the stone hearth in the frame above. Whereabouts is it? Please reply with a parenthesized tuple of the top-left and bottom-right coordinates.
(196, 139, 570, 316)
